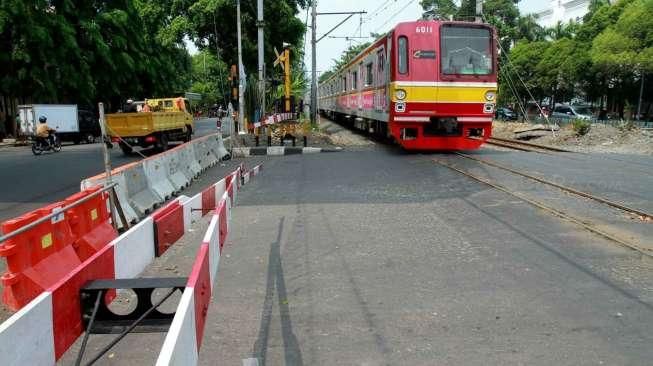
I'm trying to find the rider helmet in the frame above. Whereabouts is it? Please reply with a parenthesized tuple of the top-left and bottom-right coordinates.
(39, 116, 47, 123)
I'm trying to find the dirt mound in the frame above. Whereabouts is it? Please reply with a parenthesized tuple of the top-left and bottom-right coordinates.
(492, 121, 653, 155)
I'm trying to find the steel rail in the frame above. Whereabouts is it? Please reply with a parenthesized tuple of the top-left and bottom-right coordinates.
(488, 137, 575, 153)
(432, 158, 653, 258)
(0, 182, 118, 244)
(484, 138, 534, 152)
(455, 153, 653, 221)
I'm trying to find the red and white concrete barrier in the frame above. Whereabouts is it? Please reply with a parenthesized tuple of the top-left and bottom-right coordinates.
(252, 112, 296, 128)
(0, 164, 259, 365)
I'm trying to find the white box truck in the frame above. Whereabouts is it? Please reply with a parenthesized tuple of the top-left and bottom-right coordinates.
(18, 104, 100, 144)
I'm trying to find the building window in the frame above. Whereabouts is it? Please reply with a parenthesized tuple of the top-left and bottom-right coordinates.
(398, 36, 408, 74)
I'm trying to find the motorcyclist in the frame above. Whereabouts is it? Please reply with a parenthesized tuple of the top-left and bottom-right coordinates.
(36, 116, 56, 147)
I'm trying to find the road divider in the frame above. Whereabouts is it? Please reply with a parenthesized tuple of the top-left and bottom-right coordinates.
(0, 187, 117, 310)
(0, 163, 260, 365)
(81, 133, 230, 226)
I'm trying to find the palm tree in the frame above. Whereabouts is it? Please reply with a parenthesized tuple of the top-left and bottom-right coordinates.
(515, 15, 547, 42)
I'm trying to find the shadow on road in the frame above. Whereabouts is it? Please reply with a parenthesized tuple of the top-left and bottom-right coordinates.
(253, 217, 304, 366)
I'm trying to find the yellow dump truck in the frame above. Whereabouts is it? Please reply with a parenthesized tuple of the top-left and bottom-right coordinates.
(107, 97, 194, 154)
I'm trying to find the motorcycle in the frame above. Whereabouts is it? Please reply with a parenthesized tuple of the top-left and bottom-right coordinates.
(31, 133, 62, 155)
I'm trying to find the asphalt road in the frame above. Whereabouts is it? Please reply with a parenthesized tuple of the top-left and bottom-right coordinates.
(61, 144, 653, 365)
(0, 118, 222, 223)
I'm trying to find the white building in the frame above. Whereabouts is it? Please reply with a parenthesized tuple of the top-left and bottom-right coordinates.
(529, 0, 591, 27)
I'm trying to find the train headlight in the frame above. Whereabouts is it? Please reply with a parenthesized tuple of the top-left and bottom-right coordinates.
(395, 89, 407, 100)
(485, 91, 496, 102)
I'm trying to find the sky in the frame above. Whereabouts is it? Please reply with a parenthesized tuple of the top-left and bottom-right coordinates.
(186, 0, 544, 77)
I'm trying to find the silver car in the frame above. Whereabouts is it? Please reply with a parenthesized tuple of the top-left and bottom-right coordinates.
(551, 105, 593, 120)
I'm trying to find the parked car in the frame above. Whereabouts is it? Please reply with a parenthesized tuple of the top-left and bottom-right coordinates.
(551, 104, 593, 121)
(495, 107, 518, 121)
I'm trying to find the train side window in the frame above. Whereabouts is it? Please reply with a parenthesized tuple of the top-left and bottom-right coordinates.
(377, 51, 385, 72)
(352, 71, 358, 90)
(365, 63, 373, 86)
(398, 36, 408, 74)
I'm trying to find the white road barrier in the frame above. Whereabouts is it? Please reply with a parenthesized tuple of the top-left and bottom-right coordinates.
(0, 163, 261, 365)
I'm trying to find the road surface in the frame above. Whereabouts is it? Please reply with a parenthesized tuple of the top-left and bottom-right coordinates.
(61, 142, 653, 365)
(0, 118, 222, 223)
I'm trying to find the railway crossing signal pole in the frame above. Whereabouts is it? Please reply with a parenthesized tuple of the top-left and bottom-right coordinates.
(274, 45, 292, 113)
(475, 0, 483, 22)
(257, 0, 265, 120)
(310, 6, 366, 126)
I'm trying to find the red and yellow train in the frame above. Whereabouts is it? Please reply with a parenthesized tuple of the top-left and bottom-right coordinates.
(318, 20, 497, 150)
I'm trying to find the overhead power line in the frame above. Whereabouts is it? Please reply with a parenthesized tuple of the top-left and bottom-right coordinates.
(374, 0, 416, 33)
(368, 0, 394, 19)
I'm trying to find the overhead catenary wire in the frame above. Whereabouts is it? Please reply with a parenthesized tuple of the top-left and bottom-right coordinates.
(374, 0, 416, 33)
(367, 0, 395, 20)
(480, 12, 556, 135)
(499, 57, 530, 121)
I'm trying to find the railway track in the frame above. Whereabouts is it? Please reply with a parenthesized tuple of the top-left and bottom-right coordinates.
(432, 156, 653, 259)
(484, 136, 653, 175)
(485, 137, 575, 153)
(455, 152, 653, 222)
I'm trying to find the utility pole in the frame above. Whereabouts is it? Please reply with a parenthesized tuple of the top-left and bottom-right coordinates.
(637, 74, 645, 120)
(310, 0, 317, 125)
(475, 0, 483, 22)
(236, 0, 245, 134)
(257, 0, 265, 120)
(310, 6, 367, 126)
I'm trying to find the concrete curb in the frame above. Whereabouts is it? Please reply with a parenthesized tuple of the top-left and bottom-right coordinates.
(231, 146, 343, 157)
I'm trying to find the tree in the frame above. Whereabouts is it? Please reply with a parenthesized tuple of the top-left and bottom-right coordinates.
(186, 0, 307, 79)
(319, 70, 335, 84)
(514, 14, 547, 42)
(190, 49, 229, 108)
(537, 38, 589, 105)
(420, 0, 457, 19)
(0, 1, 192, 114)
(501, 40, 550, 105)
(592, 0, 653, 117)
(333, 42, 371, 71)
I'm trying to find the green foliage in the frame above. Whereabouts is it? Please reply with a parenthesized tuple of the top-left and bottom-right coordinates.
(419, 0, 652, 119)
(319, 70, 335, 84)
(186, 0, 307, 79)
(420, 0, 458, 19)
(591, 0, 653, 73)
(190, 49, 229, 107)
(333, 42, 372, 71)
(618, 119, 636, 131)
(0, 0, 192, 110)
(572, 119, 592, 136)
(319, 42, 371, 84)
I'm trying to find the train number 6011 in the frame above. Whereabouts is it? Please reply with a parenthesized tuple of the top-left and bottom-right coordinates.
(416, 26, 433, 33)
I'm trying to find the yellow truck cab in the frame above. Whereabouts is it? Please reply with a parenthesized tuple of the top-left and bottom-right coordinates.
(107, 97, 194, 154)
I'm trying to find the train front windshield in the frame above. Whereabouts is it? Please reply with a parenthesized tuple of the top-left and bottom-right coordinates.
(441, 26, 493, 76)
